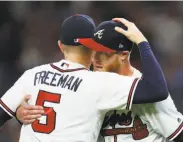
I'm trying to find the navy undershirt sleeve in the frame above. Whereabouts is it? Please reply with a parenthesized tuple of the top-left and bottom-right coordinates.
(0, 107, 12, 127)
(173, 131, 183, 142)
(133, 42, 169, 104)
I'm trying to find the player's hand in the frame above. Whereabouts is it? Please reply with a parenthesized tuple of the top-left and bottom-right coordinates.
(16, 95, 44, 125)
(113, 18, 148, 45)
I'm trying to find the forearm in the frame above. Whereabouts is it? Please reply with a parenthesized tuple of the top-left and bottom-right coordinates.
(0, 107, 12, 127)
(15, 106, 23, 125)
(133, 42, 168, 104)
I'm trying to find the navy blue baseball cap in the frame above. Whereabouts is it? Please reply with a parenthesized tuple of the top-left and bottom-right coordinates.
(60, 14, 96, 46)
(78, 20, 133, 53)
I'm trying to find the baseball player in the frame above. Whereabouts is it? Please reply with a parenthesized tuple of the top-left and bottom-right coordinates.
(15, 19, 183, 142)
(0, 15, 169, 142)
(90, 20, 183, 142)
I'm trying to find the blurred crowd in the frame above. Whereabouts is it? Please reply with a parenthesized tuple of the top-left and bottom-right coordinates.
(0, 1, 182, 142)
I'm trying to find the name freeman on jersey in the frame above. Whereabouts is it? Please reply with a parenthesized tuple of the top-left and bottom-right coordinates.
(34, 71, 83, 92)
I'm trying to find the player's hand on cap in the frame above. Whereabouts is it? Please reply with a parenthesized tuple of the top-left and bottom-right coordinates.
(16, 95, 44, 125)
(113, 18, 148, 45)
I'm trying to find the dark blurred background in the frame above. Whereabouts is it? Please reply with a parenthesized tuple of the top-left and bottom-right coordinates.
(0, 1, 182, 142)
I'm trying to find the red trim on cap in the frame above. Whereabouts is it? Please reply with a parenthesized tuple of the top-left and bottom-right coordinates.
(78, 38, 116, 53)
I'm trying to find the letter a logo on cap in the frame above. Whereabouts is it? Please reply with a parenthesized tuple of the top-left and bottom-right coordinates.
(94, 29, 105, 39)
(119, 43, 124, 48)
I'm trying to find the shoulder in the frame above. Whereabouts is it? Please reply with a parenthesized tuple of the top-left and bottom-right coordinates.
(91, 71, 134, 85)
(26, 63, 52, 73)
(92, 71, 121, 78)
(22, 63, 52, 79)
(91, 71, 123, 82)
(133, 68, 142, 78)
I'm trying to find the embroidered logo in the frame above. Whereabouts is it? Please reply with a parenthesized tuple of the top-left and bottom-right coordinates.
(119, 43, 124, 48)
(94, 29, 105, 39)
(101, 111, 149, 140)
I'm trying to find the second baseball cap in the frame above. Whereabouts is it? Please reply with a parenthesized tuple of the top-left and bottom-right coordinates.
(60, 14, 96, 46)
(78, 20, 133, 53)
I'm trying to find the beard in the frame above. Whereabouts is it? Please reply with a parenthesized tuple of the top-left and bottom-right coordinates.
(103, 56, 121, 73)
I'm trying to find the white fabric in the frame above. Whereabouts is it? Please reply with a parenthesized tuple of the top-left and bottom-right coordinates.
(0, 60, 138, 142)
(99, 69, 183, 142)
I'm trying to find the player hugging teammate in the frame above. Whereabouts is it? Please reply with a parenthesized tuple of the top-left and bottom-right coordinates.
(0, 14, 182, 142)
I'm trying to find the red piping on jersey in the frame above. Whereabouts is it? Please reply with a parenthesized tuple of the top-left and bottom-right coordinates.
(168, 122, 183, 140)
(114, 135, 117, 142)
(0, 99, 15, 116)
(126, 78, 139, 110)
(50, 64, 88, 72)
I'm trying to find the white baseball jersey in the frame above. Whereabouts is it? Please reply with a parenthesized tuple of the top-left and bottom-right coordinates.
(99, 69, 183, 142)
(0, 60, 140, 142)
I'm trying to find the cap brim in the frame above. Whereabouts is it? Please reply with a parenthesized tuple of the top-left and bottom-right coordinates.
(78, 38, 115, 53)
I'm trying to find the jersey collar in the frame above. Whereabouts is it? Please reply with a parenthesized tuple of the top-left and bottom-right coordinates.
(50, 60, 89, 72)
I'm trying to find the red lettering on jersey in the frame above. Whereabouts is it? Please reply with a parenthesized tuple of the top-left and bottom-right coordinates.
(32, 90, 61, 134)
(101, 111, 149, 140)
(132, 115, 149, 140)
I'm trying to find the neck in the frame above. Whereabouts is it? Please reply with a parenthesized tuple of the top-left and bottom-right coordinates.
(118, 60, 134, 76)
(65, 54, 91, 69)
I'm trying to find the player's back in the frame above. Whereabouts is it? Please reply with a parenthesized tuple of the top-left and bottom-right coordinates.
(19, 60, 104, 142)
(19, 59, 135, 142)
(0, 59, 136, 142)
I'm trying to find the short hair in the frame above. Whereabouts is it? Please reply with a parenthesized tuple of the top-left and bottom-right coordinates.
(63, 44, 93, 55)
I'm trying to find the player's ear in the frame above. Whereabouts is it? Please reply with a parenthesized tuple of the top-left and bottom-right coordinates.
(58, 40, 64, 53)
(91, 51, 96, 60)
(119, 51, 129, 60)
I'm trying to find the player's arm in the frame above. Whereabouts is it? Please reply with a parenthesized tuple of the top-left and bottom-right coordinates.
(132, 41, 168, 104)
(113, 18, 168, 105)
(0, 71, 30, 127)
(142, 95, 183, 142)
(0, 107, 12, 127)
(16, 95, 44, 125)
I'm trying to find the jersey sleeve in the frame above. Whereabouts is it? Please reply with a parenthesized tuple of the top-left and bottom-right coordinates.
(0, 71, 30, 117)
(97, 72, 140, 112)
(142, 95, 183, 141)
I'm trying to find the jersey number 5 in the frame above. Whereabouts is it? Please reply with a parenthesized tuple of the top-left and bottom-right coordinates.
(32, 90, 61, 134)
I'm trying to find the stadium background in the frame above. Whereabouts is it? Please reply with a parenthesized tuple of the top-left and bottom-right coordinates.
(0, 1, 182, 142)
